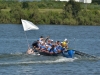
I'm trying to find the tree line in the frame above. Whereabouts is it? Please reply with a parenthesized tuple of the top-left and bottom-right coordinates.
(92, 0, 100, 4)
(0, 0, 100, 25)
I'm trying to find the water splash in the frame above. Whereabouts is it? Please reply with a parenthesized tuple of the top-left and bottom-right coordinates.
(0, 52, 99, 66)
(0, 55, 77, 66)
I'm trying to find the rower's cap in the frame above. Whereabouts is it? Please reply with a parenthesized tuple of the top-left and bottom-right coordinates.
(51, 39, 53, 41)
(46, 45, 49, 47)
(64, 38, 67, 41)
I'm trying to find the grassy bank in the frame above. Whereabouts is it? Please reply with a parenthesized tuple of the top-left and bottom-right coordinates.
(0, 1, 100, 25)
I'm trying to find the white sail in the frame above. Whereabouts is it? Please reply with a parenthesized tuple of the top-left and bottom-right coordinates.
(21, 19, 39, 31)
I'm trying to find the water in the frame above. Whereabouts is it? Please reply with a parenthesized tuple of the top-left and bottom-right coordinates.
(0, 24, 100, 75)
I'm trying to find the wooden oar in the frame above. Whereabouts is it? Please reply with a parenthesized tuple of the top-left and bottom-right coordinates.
(44, 36, 50, 42)
(74, 50, 97, 58)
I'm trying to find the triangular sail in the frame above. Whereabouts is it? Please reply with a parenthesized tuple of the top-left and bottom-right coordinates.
(21, 19, 39, 31)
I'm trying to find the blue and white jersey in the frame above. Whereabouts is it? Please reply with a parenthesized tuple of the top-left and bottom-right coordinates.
(60, 47, 65, 51)
(40, 45, 46, 49)
(47, 47, 51, 51)
(39, 38, 44, 44)
(49, 47, 58, 53)
(56, 45, 62, 50)
(47, 43, 52, 47)
(53, 47, 58, 53)
(38, 43, 41, 47)
(39, 38, 41, 42)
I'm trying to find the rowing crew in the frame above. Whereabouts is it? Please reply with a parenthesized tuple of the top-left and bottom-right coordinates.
(26, 36, 69, 55)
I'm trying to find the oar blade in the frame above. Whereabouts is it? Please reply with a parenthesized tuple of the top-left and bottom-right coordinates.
(74, 50, 97, 58)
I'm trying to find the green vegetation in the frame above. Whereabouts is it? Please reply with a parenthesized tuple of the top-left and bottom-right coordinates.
(0, 0, 100, 25)
(92, 0, 100, 4)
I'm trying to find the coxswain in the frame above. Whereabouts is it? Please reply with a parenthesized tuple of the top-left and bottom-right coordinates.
(62, 38, 69, 49)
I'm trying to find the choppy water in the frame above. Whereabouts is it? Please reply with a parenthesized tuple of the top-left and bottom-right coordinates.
(0, 24, 100, 75)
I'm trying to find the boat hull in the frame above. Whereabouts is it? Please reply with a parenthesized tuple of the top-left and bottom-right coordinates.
(39, 52, 62, 56)
(62, 50, 75, 58)
(39, 50, 75, 58)
(27, 48, 75, 58)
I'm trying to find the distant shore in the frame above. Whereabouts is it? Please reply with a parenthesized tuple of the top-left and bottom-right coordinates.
(0, 1, 100, 25)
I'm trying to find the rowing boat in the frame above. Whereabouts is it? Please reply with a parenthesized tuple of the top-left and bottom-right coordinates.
(26, 48, 75, 58)
(21, 19, 97, 59)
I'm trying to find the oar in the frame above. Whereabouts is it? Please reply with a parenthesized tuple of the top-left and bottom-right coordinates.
(74, 50, 97, 58)
(44, 36, 50, 42)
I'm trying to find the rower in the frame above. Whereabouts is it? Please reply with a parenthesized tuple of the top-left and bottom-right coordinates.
(47, 39, 52, 46)
(32, 40, 40, 52)
(48, 43, 58, 55)
(61, 39, 75, 58)
(26, 48, 34, 54)
(62, 38, 69, 49)
(39, 36, 44, 42)
(32, 40, 39, 48)
(56, 41, 62, 53)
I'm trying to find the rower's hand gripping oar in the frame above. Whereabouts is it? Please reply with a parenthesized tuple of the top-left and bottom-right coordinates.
(44, 36, 50, 42)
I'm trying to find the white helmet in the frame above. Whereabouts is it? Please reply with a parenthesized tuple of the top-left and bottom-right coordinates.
(64, 38, 67, 41)
(51, 39, 53, 41)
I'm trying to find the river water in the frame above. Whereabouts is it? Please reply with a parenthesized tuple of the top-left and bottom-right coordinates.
(0, 24, 100, 75)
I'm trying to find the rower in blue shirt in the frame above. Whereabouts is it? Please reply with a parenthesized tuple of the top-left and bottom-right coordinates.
(48, 45, 58, 55)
